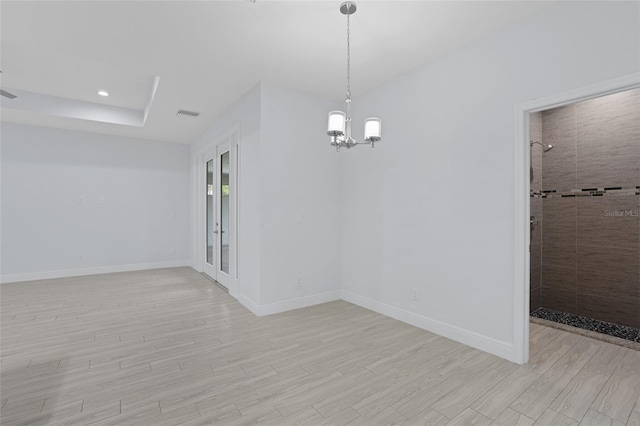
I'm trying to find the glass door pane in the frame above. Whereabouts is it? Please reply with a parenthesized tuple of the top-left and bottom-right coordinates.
(220, 151, 230, 274)
(206, 159, 214, 266)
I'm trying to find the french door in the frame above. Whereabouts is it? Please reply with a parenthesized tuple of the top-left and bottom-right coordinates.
(203, 142, 230, 288)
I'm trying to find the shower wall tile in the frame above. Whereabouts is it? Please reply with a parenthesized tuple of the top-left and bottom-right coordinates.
(577, 195, 639, 249)
(531, 198, 542, 247)
(530, 112, 542, 312)
(531, 242, 541, 291)
(530, 287, 541, 312)
(542, 287, 577, 314)
(578, 293, 640, 329)
(542, 197, 576, 248)
(541, 197, 576, 303)
(531, 147, 542, 192)
(530, 198, 541, 311)
(531, 111, 542, 137)
(531, 111, 543, 192)
(577, 88, 640, 189)
(577, 245, 639, 298)
(539, 88, 640, 327)
(531, 244, 541, 312)
(541, 242, 576, 294)
(542, 105, 577, 192)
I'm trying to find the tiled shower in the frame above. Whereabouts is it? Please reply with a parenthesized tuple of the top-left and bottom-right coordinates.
(530, 87, 640, 338)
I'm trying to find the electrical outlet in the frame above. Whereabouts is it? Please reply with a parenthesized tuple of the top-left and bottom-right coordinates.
(296, 278, 303, 287)
(99, 197, 105, 204)
(411, 288, 418, 301)
(78, 255, 85, 262)
(78, 196, 85, 204)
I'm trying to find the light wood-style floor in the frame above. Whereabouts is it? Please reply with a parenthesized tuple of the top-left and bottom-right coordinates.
(1, 268, 639, 426)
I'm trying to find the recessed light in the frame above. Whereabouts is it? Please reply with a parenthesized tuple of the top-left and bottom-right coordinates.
(97, 90, 109, 97)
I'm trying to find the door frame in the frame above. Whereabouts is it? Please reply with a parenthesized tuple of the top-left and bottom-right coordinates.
(193, 125, 239, 298)
(512, 72, 640, 364)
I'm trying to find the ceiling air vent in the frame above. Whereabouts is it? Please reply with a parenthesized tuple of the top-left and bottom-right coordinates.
(1, 89, 17, 99)
(177, 109, 200, 118)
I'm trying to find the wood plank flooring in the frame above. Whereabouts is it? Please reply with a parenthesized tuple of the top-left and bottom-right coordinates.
(1, 267, 639, 425)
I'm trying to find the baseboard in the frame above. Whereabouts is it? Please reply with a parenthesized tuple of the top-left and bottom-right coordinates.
(257, 291, 342, 316)
(237, 293, 261, 316)
(340, 290, 518, 363)
(0, 260, 192, 284)
(236, 291, 341, 317)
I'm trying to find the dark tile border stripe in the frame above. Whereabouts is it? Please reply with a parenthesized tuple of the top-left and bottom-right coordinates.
(531, 187, 639, 198)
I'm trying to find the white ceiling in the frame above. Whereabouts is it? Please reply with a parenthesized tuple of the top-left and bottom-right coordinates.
(0, 1, 548, 144)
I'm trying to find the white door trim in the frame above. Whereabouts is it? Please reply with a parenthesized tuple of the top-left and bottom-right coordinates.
(512, 72, 640, 364)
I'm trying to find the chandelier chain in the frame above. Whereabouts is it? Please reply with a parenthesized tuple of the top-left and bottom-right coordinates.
(346, 10, 351, 101)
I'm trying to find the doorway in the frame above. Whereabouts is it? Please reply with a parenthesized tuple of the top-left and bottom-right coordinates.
(203, 143, 231, 288)
(513, 73, 640, 364)
(528, 88, 640, 346)
(195, 127, 238, 295)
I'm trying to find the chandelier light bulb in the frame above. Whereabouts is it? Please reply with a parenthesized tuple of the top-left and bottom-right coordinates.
(364, 118, 381, 142)
(327, 111, 346, 136)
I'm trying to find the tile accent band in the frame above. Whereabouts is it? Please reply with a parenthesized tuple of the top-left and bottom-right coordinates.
(531, 186, 639, 198)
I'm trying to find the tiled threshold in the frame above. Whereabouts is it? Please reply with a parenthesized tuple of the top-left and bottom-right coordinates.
(530, 307, 640, 351)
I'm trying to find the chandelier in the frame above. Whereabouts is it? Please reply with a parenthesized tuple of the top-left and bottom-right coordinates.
(327, 1, 381, 151)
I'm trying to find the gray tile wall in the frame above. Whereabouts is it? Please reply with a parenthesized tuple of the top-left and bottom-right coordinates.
(531, 111, 543, 193)
(577, 90, 640, 189)
(537, 87, 640, 329)
(576, 195, 640, 327)
(542, 105, 577, 192)
(542, 197, 577, 314)
(530, 111, 542, 311)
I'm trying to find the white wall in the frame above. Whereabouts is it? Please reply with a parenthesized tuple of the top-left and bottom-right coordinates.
(340, 1, 640, 361)
(259, 82, 342, 307)
(1, 124, 190, 282)
(190, 82, 342, 314)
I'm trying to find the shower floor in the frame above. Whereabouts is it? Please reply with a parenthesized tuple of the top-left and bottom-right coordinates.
(531, 307, 640, 347)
